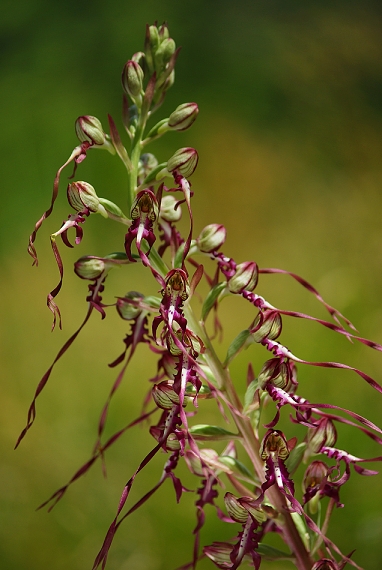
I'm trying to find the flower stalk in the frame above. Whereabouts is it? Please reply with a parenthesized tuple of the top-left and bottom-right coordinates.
(19, 22, 382, 570)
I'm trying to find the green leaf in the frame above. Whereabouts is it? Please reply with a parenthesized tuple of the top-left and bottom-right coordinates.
(98, 198, 128, 219)
(142, 295, 161, 310)
(201, 282, 226, 321)
(290, 512, 310, 550)
(224, 329, 251, 366)
(285, 442, 307, 475)
(219, 456, 257, 483)
(243, 378, 260, 414)
(189, 425, 238, 440)
(257, 543, 293, 560)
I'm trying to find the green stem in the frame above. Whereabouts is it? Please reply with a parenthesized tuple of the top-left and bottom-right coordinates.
(312, 498, 335, 556)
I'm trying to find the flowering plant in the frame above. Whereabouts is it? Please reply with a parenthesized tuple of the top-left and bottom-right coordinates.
(17, 23, 382, 570)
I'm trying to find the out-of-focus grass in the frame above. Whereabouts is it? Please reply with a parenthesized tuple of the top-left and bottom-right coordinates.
(2, 1, 382, 569)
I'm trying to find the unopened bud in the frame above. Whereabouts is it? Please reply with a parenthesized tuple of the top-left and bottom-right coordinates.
(303, 461, 328, 493)
(258, 358, 291, 391)
(307, 418, 337, 454)
(75, 115, 106, 146)
(197, 224, 226, 253)
(224, 493, 266, 525)
(228, 261, 258, 293)
(152, 381, 180, 410)
(168, 102, 199, 131)
(158, 23, 170, 41)
(116, 291, 144, 320)
(74, 256, 105, 280)
(167, 147, 198, 177)
(205, 543, 245, 567)
(149, 426, 181, 450)
(67, 181, 107, 216)
(121, 60, 144, 100)
(260, 429, 289, 461)
(159, 195, 182, 222)
(154, 37, 176, 72)
(224, 492, 249, 523)
(251, 310, 282, 343)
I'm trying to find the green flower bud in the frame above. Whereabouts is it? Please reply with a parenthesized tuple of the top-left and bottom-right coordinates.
(159, 195, 182, 223)
(74, 256, 105, 280)
(228, 261, 258, 293)
(250, 310, 282, 343)
(149, 426, 181, 451)
(116, 291, 144, 320)
(197, 224, 226, 253)
(152, 381, 181, 410)
(154, 38, 176, 73)
(306, 418, 337, 454)
(168, 102, 199, 131)
(121, 60, 144, 101)
(75, 115, 106, 146)
(258, 358, 291, 390)
(167, 147, 198, 177)
(148, 25, 160, 51)
(158, 23, 170, 41)
(67, 181, 107, 216)
(224, 492, 249, 523)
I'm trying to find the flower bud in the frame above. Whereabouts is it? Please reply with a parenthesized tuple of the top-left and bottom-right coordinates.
(167, 147, 198, 177)
(154, 37, 176, 72)
(116, 291, 144, 320)
(306, 418, 337, 454)
(159, 195, 182, 223)
(168, 102, 199, 131)
(149, 426, 181, 451)
(158, 23, 170, 41)
(258, 357, 292, 391)
(67, 181, 107, 216)
(74, 256, 105, 280)
(250, 310, 282, 343)
(260, 430, 289, 461)
(204, 542, 249, 567)
(303, 461, 328, 493)
(197, 224, 226, 253)
(228, 261, 258, 293)
(121, 60, 144, 100)
(224, 492, 249, 523)
(75, 115, 106, 146)
(152, 381, 180, 410)
(224, 493, 266, 525)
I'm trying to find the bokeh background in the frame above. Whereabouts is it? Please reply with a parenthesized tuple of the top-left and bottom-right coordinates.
(2, 1, 382, 569)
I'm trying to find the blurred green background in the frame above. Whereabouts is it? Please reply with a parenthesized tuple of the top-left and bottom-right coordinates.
(2, 1, 382, 569)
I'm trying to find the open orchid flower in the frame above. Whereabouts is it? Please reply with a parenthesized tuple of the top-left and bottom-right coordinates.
(124, 188, 159, 264)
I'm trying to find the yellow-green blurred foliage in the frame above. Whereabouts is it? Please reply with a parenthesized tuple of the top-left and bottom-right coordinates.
(1, 1, 382, 569)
